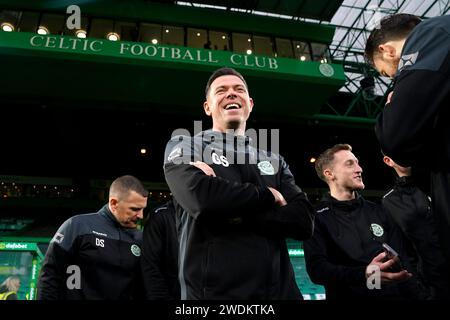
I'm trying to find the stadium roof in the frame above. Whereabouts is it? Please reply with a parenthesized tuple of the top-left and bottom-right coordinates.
(329, 0, 449, 95)
(172, 0, 449, 96)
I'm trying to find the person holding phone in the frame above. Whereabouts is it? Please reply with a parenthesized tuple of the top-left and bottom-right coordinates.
(304, 144, 424, 300)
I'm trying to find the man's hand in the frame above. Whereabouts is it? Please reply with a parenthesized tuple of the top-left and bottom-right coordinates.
(366, 252, 412, 285)
(268, 187, 287, 207)
(190, 161, 216, 177)
(386, 91, 393, 105)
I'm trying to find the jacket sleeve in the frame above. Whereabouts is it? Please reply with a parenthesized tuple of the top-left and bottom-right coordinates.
(252, 158, 315, 240)
(382, 186, 449, 296)
(375, 23, 450, 167)
(380, 205, 427, 299)
(163, 135, 275, 219)
(141, 208, 175, 300)
(303, 218, 366, 286)
(37, 218, 76, 300)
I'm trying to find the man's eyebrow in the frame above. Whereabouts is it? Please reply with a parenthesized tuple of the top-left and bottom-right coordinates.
(214, 85, 227, 92)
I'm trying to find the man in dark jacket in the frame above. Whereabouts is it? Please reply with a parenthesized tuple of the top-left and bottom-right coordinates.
(304, 144, 421, 300)
(382, 155, 449, 299)
(163, 67, 315, 300)
(37, 175, 147, 300)
(141, 200, 180, 300)
(365, 14, 450, 263)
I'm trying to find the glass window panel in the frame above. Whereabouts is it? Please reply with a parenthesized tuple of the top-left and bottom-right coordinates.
(275, 38, 294, 58)
(139, 23, 161, 44)
(187, 27, 207, 49)
(89, 19, 114, 39)
(293, 41, 311, 61)
(232, 32, 252, 54)
(209, 30, 229, 51)
(253, 35, 274, 57)
(17, 11, 39, 32)
(311, 43, 331, 62)
(0, 10, 20, 28)
(40, 13, 65, 35)
(162, 25, 184, 46)
(116, 21, 138, 41)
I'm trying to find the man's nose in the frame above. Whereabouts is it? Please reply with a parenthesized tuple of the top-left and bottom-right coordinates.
(137, 210, 144, 219)
(356, 164, 363, 173)
(226, 89, 237, 99)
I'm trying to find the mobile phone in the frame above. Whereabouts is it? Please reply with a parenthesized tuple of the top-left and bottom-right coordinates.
(382, 243, 404, 272)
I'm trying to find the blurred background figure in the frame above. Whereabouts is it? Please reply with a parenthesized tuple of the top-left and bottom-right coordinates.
(0, 276, 21, 300)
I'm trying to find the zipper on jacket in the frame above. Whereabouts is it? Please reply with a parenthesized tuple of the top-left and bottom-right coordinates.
(202, 242, 211, 299)
(118, 228, 122, 267)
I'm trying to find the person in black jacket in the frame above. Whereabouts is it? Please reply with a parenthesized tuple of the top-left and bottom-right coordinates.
(365, 14, 450, 263)
(37, 175, 148, 300)
(163, 67, 315, 300)
(141, 200, 180, 300)
(304, 144, 422, 300)
(382, 155, 449, 299)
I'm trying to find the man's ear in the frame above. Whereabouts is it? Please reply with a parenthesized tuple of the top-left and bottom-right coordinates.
(383, 156, 395, 167)
(249, 97, 254, 113)
(324, 168, 333, 181)
(378, 43, 397, 60)
(109, 198, 118, 213)
(203, 101, 212, 116)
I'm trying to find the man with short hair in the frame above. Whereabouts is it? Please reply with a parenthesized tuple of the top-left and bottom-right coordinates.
(37, 175, 148, 300)
(365, 14, 450, 260)
(304, 144, 422, 300)
(163, 67, 314, 300)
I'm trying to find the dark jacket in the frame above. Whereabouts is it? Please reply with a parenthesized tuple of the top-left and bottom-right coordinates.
(382, 176, 450, 299)
(163, 130, 314, 300)
(304, 193, 422, 300)
(141, 200, 180, 300)
(37, 205, 143, 300)
(375, 15, 450, 259)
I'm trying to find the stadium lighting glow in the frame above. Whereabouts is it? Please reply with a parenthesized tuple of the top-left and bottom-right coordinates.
(106, 32, 120, 41)
(75, 29, 87, 38)
(37, 26, 49, 35)
(1, 22, 14, 32)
